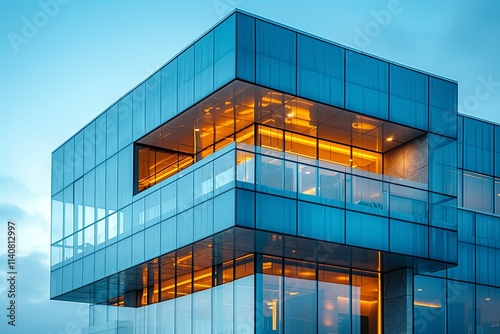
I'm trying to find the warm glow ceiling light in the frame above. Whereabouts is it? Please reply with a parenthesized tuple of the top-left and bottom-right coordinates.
(485, 297, 491, 301)
(352, 122, 377, 131)
(414, 301, 441, 308)
(386, 137, 393, 142)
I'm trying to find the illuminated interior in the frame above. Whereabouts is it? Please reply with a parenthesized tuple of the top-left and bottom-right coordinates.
(135, 81, 424, 193)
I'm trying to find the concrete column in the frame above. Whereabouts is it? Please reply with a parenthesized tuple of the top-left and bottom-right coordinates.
(383, 267, 413, 334)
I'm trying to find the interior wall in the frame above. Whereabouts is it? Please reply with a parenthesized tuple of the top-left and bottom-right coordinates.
(383, 134, 428, 184)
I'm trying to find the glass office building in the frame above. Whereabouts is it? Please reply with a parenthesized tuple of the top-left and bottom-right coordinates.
(50, 10, 500, 333)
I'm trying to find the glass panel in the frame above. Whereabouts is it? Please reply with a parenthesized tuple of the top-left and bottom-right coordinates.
(429, 227, 457, 263)
(298, 201, 344, 243)
(95, 114, 106, 165)
(236, 13, 255, 82)
(131, 231, 145, 265)
(176, 208, 194, 247)
(318, 168, 345, 207)
(285, 132, 317, 162)
(214, 14, 235, 88)
(430, 193, 457, 230)
(476, 213, 500, 248)
(429, 77, 457, 138)
(346, 51, 388, 119)
(389, 184, 428, 224)
(194, 200, 213, 241)
(133, 83, 146, 141)
(319, 140, 351, 168)
(236, 150, 255, 188)
(284, 277, 317, 334)
(161, 182, 177, 220)
(178, 45, 195, 112)
(414, 275, 446, 334)
(52, 147, 64, 195)
(389, 219, 428, 257)
(105, 154, 118, 214)
(74, 130, 84, 180)
(463, 117, 493, 175)
(117, 145, 133, 209)
(352, 148, 381, 174)
(177, 173, 193, 212)
(175, 295, 192, 334)
(447, 242, 474, 282)
(346, 175, 388, 216)
(463, 171, 493, 213)
(83, 122, 96, 174)
(51, 191, 64, 243)
(318, 265, 350, 334)
(118, 93, 133, 150)
(160, 217, 176, 254)
(192, 289, 211, 333)
(145, 224, 160, 261)
(476, 284, 500, 332)
(213, 282, 234, 333)
(428, 134, 457, 196)
(214, 190, 235, 232)
(63, 185, 73, 238)
(161, 59, 178, 123)
(194, 162, 214, 204)
(194, 31, 214, 101)
(256, 20, 296, 94)
(83, 224, 94, 255)
(106, 105, 118, 158)
(63, 137, 74, 187)
(257, 274, 283, 334)
(297, 34, 344, 107)
(389, 65, 428, 130)
(145, 72, 161, 133)
(74, 178, 83, 231)
(83, 170, 95, 227)
(352, 271, 379, 334)
(214, 150, 235, 194)
(256, 193, 296, 235)
(346, 211, 388, 251)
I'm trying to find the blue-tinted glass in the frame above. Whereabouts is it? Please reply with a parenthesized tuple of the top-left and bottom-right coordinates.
(118, 93, 133, 150)
(72, 258, 82, 288)
(463, 117, 493, 174)
(118, 204, 132, 239)
(346, 51, 388, 119)
(117, 145, 133, 209)
(95, 163, 106, 220)
(63, 138, 74, 187)
(428, 134, 457, 196)
(51, 191, 64, 243)
(463, 171, 493, 213)
(133, 83, 146, 141)
(83, 224, 94, 255)
(176, 208, 193, 247)
(447, 242, 474, 282)
(256, 193, 296, 235)
(145, 72, 161, 133)
(298, 201, 344, 243)
(176, 295, 192, 333)
(297, 34, 344, 107)
(234, 275, 255, 332)
(106, 105, 118, 159)
(346, 175, 388, 216)
(161, 59, 177, 123)
(256, 20, 296, 94)
(194, 200, 213, 241)
(214, 150, 235, 195)
(160, 217, 176, 254)
(94, 249, 105, 281)
(83, 121, 96, 174)
(457, 209, 474, 243)
(62, 263, 73, 293)
(236, 189, 255, 228)
(429, 77, 457, 138)
(52, 147, 64, 195)
(214, 190, 235, 232)
(495, 179, 500, 214)
(51, 268, 63, 297)
(117, 237, 132, 271)
(194, 161, 213, 205)
(476, 246, 500, 286)
(95, 113, 106, 165)
(105, 154, 118, 214)
(389, 184, 428, 224)
(132, 198, 145, 234)
(144, 190, 160, 228)
(447, 281, 475, 333)
(195, 31, 214, 101)
(213, 282, 233, 333)
(389, 65, 428, 129)
(430, 193, 457, 230)
(145, 224, 160, 261)
(390, 219, 428, 257)
(132, 231, 145, 265)
(74, 178, 83, 232)
(160, 182, 176, 220)
(429, 227, 457, 263)
(74, 131, 84, 180)
(476, 285, 500, 331)
(178, 46, 195, 112)
(346, 211, 388, 250)
(256, 155, 296, 198)
(496, 126, 500, 177)
(177, 173, 193, 212)
(83, 172, 95, 228)
(105, 243, 117, 276)
(257, 274, 283, 334)
(63, 184, 73, 238)
(457, 115, 463, 169)
(214, 14, 235, 88)
(193, 289, 212, 333)
(284, 277, 317, 334)
(82, 254, 94, 285)
(414, 276, 446, 333)
(318, 167, 345, 207)
(236, 13, 255, 82)
(476, 213, 500, 247)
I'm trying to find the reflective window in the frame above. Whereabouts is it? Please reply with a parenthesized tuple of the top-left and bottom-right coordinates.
(346, 51, 388, 119)
(346, 211, 388, 251)
(178, 45, 195, 112)
(74, 131, 84, 180)
(414, 275, 446, 334)
(476, 285, 500, 332)
(389, 65, 428, 130)
(117, 146, 133, 209)
(430, 193, 457, 230)
(63, 138, 74, 188)
(105, 155, 118, 214)
(214, 14, 235, 88)
(463, 171, 493, 213)
(63, 185, 73, 238)
(194, 31, 214, 102)
(118, 93, 133, 150)
(161, 59, 178, 123)
(463, 117, 493, 175)
(352, 271, 379, 334)
(106, 105, 118, 159)
(52, 147, 64, 196)
(429, 227, 457, 263)
(346, 175, 388, 216)
(284, 276, 317, 334)
(83, 170, 95, 227)
(256, 20, 296, 94)
(390, 219, 428, 257)
(297, 34, 344, 107)
(257, 274, 283, 334)
(95, 113, 106, 165)
(83, 121, 96, 174)
(51, 191, 64, 243)
(256, 193, 296, 235)
(298, 201, 344, 243)
(236, 13, 255, 82)
(428, 134, 457, 196)
(214, 190, 235, 232)
(429, 77, 457, 138)
(132, 83, 146, 141)
(145, 72, 161, 133)
(389, 184, 428, 224)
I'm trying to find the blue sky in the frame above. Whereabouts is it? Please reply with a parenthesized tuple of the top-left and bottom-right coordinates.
(0, 0, 499, 332)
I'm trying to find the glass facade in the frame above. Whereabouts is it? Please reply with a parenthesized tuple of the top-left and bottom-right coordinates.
(50, 10, 500, 334)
